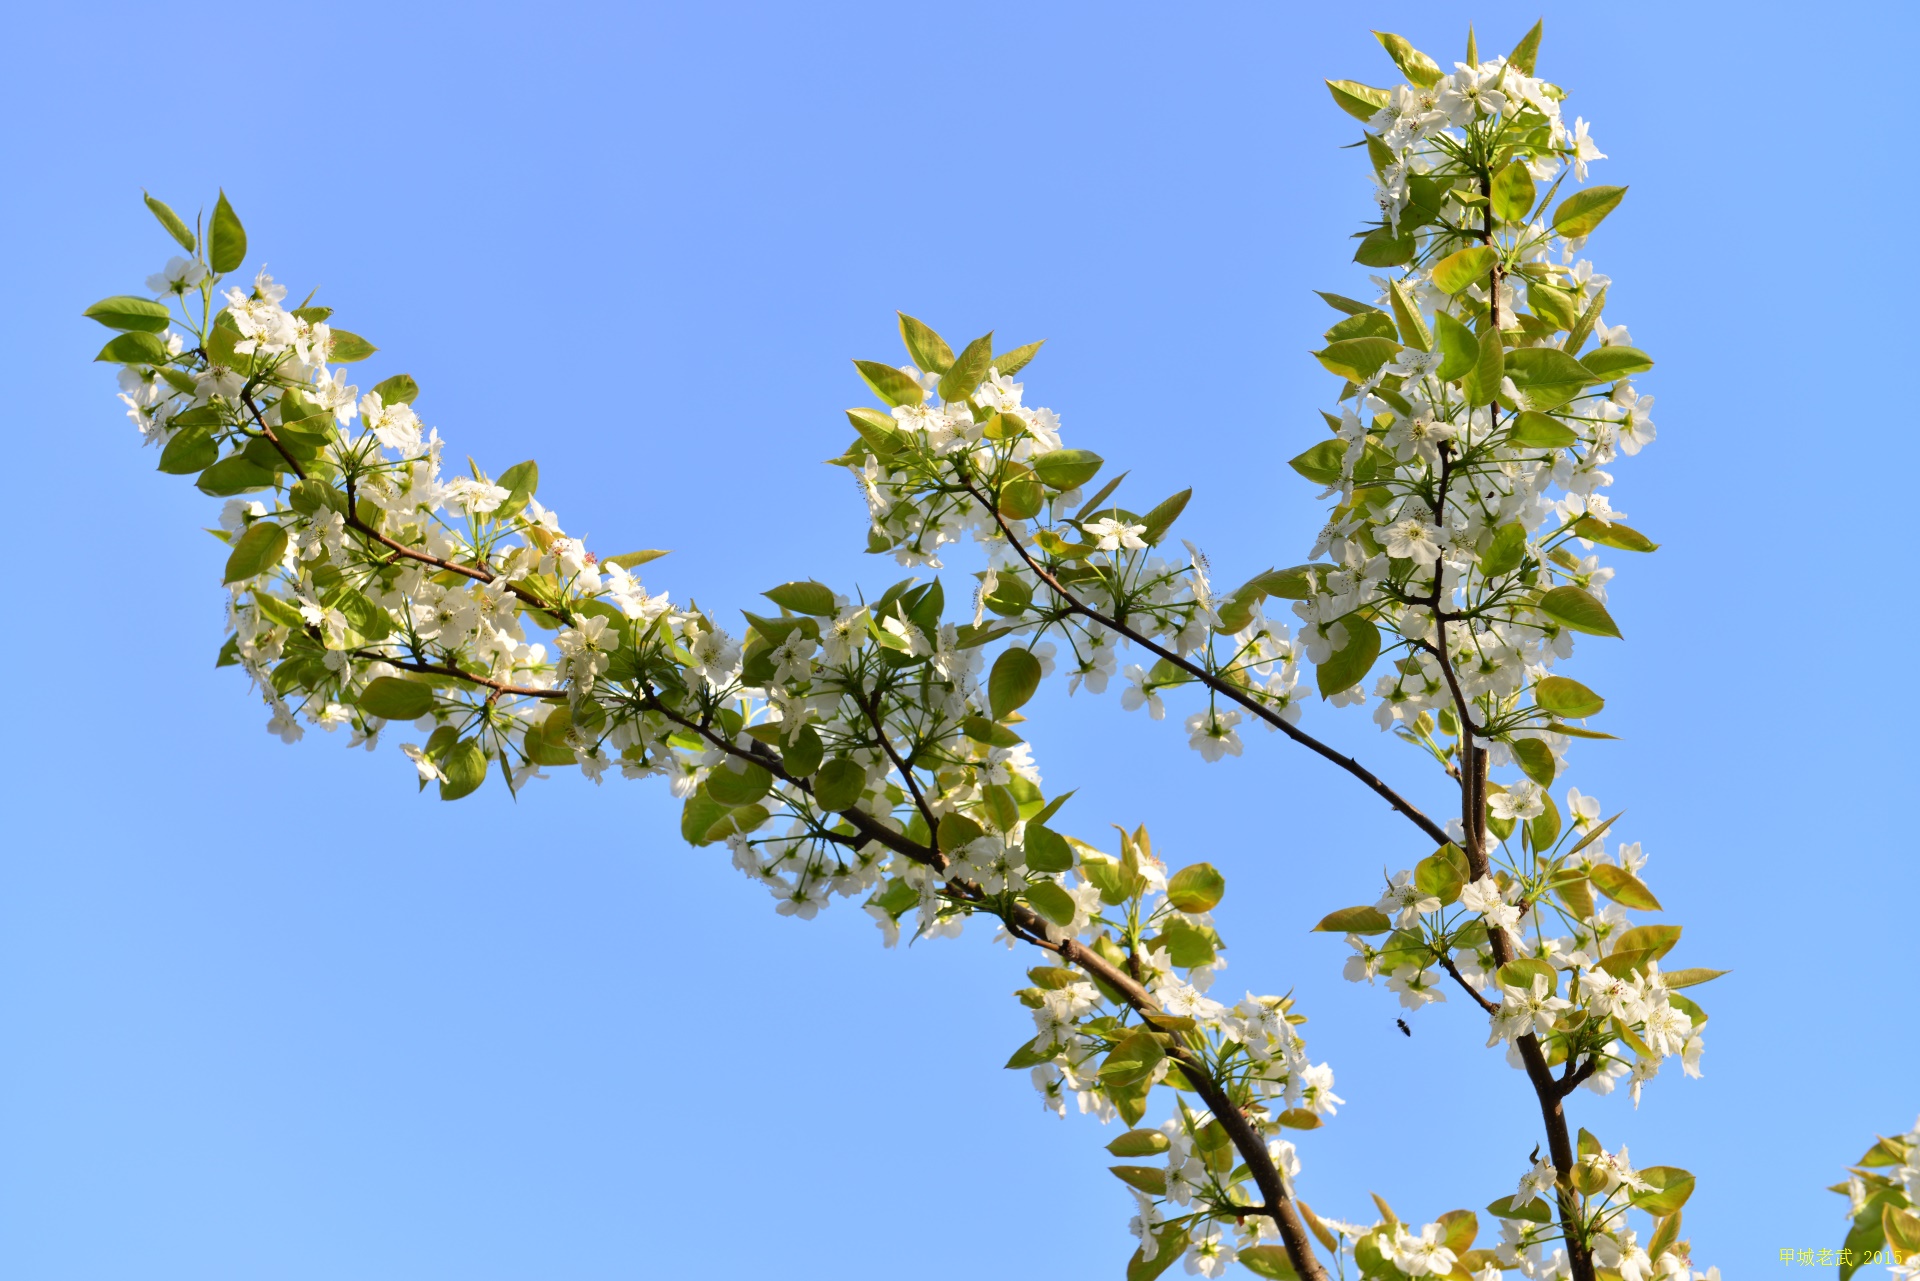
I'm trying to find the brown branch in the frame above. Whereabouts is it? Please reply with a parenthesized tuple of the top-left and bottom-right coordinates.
(855, 687, 940, 839)
(1438, 952, 1499, 1016)
(959, 477, 1449, 848)
(342, 503, 498, 587)
(358, 652, 565, 701)
(998, 905, 1330, 1281)
(637, 688, 946, 872)
(1556, 1055, 1599, 1099)
(1427, 169, 1597, 1281)
(240, 391, 308, 482)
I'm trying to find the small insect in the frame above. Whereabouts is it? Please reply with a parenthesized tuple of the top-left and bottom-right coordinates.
(1396, 1018, 1412, 1037)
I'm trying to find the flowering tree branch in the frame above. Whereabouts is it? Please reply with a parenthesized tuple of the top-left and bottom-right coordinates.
(957, 471, 1454, 848)
(84, 22, 1817, 1281)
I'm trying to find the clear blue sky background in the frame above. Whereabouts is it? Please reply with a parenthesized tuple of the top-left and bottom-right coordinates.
(3, 2, 1912, 1277)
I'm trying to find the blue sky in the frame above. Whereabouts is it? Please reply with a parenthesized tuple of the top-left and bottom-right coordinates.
(4, 2, 1913, 1277)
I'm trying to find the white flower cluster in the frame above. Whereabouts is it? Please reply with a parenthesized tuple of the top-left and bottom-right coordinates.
(1837, 1120, 1920, 1281)
(1347, 788, 1706, 1109)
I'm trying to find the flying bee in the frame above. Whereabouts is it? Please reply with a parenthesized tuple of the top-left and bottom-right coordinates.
(1396, 1018, 1412, 1037)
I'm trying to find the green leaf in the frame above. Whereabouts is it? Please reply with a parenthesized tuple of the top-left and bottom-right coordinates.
(1002, 1035, 1051, 1069)
(1126, 1226, 1189, 1281)
(1660, 967, 1730, 990)
(1629, 1168, 1695, 1216)
(357, 676, 437, 721)
(1431, 245, 1499, 294)
(1238, 1245, 1302, 1280)
(1498, 958, 1557, 995)
(1430, 310, 1476, 382)
(144, 190, 195, 251)
(1535, 676, 1604, 718)
(1580, 345, 1654, 381)
(1563, 283, 1608, 355)
(604, 549, 668, 571)
(962, 716, 1023, 748)
(495, 460, 539, 522)
(992, 339, 1045, 378)
(157, 427, 218, 475)
(853, 358, 924, 408)
(1508, 19, 1544, 74)
(1109, 1164, 1168, 1196)
(1512, 737, 1556, 786)
(1288, 440, 1345, 486)
(704, 804, 770, 843)
(1248, 566, 1320, 600)
(1107, 1129, 1171, 1157)
(1528, 280, 1579, 331)
(937, 332, 994, 403)
(896, 312, 953, 373)
(1024, 824, 1075, 874)
(1841, 1214, 1887, 1281)
(1529, 791, 1562, 849)
(776, 725, 823, 779)
(1491, 160, 1537, 223)
(679, 790, 733, 845)
(1438, 1210, 1479, 1255)
(763, 580, 838, 617)
(370, 373, 419, 405)
(334, 587, 391, 640)
(252, 594, 306, 630)
(1031, 448, 1103, 491)
(327, 330, 377, 363)
(1461, 326, 1505, 406)
(195, 456, 276, 496)
(1158, 917, 1218, 968)
(1316, 613, 1381, 697)
(1353, 226, 1417, 267)
(208, 190, 247, 274)
(1508, 410, 1578, 448)
(1552, 185, 1628, 239)
(438, 738, 488, 801)
(1536, 585, 1621, 638)
(994, 474, 1041, 521)
(1315, 291, 1382, 316)
(94, 330, 169, 365)
(1313, 336, 1401, 382)
(1373, 30, 1442, 86)
(1415, 842, 1470, 906)
(1503, 347, 1595, 399)
(990, 647, 1043, 719)
(706, 761, 772, 807)
(84, 295, 172, 333)
(1590, 864, 1662, 911)
(938, 811, 986, 852)
(1099, 1028, 1166, 1087)
(1388, 281, 1431, 351)
(1486, 1195, 1553, 1225)
(1574, 518, 1659, 553)
(1325, 79, 1389, 121)
(1024, 878, 1078, 927)
(1313, 905, 1392, 934)
(1165, 862, 1225, 913)
(845, 406, 904, 454)
(1479, 522, 1527, 577)
(222, 521, 287, 583)
(1139, 489, 1191, 544)
(811, 757, 866, 812)
(1325, 310, 1397, 343)
(1882, 1204, 1920, 1257)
